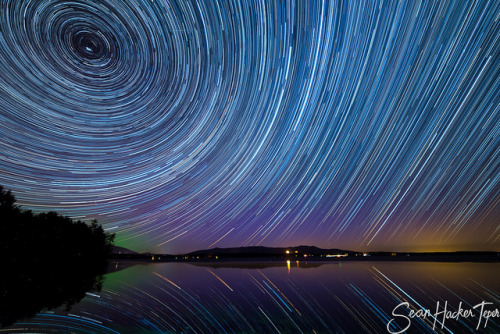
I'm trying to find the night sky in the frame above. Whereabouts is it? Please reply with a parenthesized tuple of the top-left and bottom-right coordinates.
(0, 0, 498, 254)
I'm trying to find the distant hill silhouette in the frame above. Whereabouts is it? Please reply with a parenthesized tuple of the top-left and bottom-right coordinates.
(111, 245, 139, 255)
(188, 245, 354, 258)
(110, 244, 499, 263)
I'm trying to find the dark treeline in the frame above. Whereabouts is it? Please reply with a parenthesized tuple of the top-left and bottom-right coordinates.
(0, 186, 115, 328)
(0, 186, 115, 265)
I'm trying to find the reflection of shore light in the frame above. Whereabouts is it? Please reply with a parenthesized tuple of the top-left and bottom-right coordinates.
(325, 253, 348, 258)
(287, 260, 291, 273)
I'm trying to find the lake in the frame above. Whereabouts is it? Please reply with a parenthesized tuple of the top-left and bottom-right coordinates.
(3, 261, 499, 333)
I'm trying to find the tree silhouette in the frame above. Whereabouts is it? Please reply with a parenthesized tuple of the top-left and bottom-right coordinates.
(0, 185, 115, 328)
(0, 186, 16, 209)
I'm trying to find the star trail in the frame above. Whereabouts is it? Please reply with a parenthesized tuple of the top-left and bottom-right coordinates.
(6, 262, 500, 333)
(0, 0, 498, 253)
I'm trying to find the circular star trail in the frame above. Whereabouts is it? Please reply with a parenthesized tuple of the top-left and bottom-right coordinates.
(0, 0, 499, 253)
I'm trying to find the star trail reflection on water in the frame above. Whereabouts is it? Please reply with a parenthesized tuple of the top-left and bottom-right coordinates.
(3, 261, 499, 333)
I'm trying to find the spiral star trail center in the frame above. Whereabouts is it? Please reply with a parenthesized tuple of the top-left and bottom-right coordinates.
(0, 0, 498, 253)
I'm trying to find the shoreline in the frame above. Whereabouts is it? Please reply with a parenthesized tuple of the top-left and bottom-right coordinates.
(108, 253, 500, 263)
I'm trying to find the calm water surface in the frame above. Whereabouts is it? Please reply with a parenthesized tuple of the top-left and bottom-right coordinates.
(3, 261, 499, 333)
